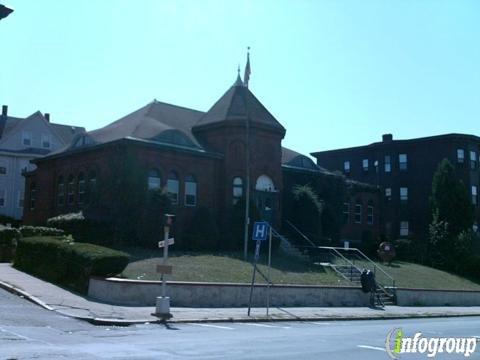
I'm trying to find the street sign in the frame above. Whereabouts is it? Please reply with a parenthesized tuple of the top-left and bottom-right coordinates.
(254, 240, 261, 261)
(252, 221, 269, 241)
(158, 238, 174, 248)
(156, 265, 173, 275)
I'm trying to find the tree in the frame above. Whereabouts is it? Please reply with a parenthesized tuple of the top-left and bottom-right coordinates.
(289, 185, 324, 244)
(431, 159, 474, 237)
(429, 159, 474, 269)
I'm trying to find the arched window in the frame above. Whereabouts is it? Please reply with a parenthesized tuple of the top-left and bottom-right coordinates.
(87, 170, 97, 203)
(184, 175, 197, 206)
(167, 171, 179, 204)
(255, 175, 275, 192)
(233, 177, 243, 204)
(77, 173, 85, 204)
(57, 176, 65, 207)
(30, 182, 36, 210)
(67, 175, 75, 205)
(147, 169, 161, 190)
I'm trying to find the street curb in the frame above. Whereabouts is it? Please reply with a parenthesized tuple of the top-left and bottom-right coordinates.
(1, 279, 479, 326)
(0, 279, 54, 311)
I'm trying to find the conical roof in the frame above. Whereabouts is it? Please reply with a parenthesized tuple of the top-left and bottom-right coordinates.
(194, 80, 285, 132)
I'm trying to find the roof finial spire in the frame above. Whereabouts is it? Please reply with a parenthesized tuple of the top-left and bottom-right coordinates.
(234, 64, 243, 86)
(244, 46, 251, 88)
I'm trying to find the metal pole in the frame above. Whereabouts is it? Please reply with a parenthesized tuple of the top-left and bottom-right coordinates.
(266, 226, 272, 317)
(161, 226, 169, 298)
(248, 240, 260, 316)
(243, 93, 251, 261)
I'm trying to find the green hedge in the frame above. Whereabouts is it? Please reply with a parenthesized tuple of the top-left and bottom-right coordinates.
(46, 212, 113, 245)
(19, 226, 64, 238)
(0, 227, 21, 262)
(14, 236, 129, 293)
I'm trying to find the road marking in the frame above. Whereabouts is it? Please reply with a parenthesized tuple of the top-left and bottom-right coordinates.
(243, 323, 291, 329)
(190, 324, 234, 330)
(312, 322, 332, 325)
(0, 326, 55, 346)
(358, 345, 386, 352)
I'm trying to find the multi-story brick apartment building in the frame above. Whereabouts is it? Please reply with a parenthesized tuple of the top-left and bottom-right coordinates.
(22, 75, 379, 246)
(312, 133, 480, 240)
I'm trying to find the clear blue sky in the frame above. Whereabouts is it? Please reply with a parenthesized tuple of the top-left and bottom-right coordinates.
(1, 0, 479, 155)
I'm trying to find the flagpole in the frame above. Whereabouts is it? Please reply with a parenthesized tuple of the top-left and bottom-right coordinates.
(243, 47, 251, 261)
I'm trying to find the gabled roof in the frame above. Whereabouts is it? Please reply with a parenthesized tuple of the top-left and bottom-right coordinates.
(0, 110, 85, 144)
(194, 80, 285, 132)
(87, 100, 205, 149)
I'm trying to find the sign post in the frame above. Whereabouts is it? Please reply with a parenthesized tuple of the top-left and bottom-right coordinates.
(266, 225, 272, 317)
(155, 214, 175, 319)
(248, 221, 269, 316)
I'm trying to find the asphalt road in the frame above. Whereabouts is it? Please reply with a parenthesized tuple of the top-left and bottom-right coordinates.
(1, 288, 479, 360)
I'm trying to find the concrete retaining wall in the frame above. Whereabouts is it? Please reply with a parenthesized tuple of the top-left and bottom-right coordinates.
(88, 278, 480, 307)
(88, 278, 370, 307)
(396, 288, 480, 307)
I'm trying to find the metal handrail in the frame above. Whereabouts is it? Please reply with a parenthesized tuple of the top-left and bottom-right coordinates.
(316, 246, 395, 285)
(284, 220, 316, 247)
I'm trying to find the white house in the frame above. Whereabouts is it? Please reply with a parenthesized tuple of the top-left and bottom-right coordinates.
(0, 105, 85, 220)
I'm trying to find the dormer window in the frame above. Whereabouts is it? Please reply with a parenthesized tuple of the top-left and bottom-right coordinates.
(74, 136, 91, 148)
(22, 131, 32, 146)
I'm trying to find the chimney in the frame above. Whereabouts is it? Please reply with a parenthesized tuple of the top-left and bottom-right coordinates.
(44, 113, 50, 122)
(382, 134, 393, 142)
(2, 105, 7, 117)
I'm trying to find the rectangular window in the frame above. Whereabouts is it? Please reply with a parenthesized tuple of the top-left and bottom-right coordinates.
(354, 204, 362, 224)
(367, 205, 374, 225)
(0, 189, 5, 207)
(472, 186, 478, 205)
(343, 202, 350, 224)
(41, 134, 51, 149)
(185, 181, 197, 207)
(457, 149, 465, 163)
(0, 166, 6, 175)
(362, 159, 369, 172)
(384, 155, 391, 172)
(385, 187, 392, 201)
(470, 151, 477, 170)
(400, 221, 409, 237)
(344, 161, 350, 174)
(22, 131, 32, 146)
(399, 154, 408, 171)
(17, 191, 24, 208)
(400, 187, 408, 202)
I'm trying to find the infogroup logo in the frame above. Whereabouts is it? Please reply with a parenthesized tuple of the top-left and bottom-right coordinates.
(385, 328, 478, 359)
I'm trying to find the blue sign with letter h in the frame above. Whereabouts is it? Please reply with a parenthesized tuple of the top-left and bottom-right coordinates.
(252, 221, 269, 241)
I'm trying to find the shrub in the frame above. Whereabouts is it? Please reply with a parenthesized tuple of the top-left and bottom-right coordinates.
(19, 226, 64, 238)
(0, 227, 21, 262)
(47, 212, 113, 245)
(0, 215, 21, 228)
(14, 236, 129, 293)
(182, 207, 220, 251)
(460, 255, 480, 282)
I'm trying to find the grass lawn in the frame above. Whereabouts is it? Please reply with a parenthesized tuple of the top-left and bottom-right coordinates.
(118, 247, 480, 290)
(371, 261, 480, 291)
(119, 247, 347, 286)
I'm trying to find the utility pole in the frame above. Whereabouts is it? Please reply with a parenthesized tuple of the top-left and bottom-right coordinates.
(243, 47, 252, 261)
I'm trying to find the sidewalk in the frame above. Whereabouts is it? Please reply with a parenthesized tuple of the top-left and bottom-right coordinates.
(1, 263, 480, 326)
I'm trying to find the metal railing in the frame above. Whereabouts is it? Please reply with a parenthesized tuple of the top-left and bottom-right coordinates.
(283, 220, 396, 298)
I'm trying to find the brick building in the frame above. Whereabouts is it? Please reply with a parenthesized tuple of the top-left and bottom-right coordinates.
(23, 75, 379, 246)
(312, 133, 480, 240)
